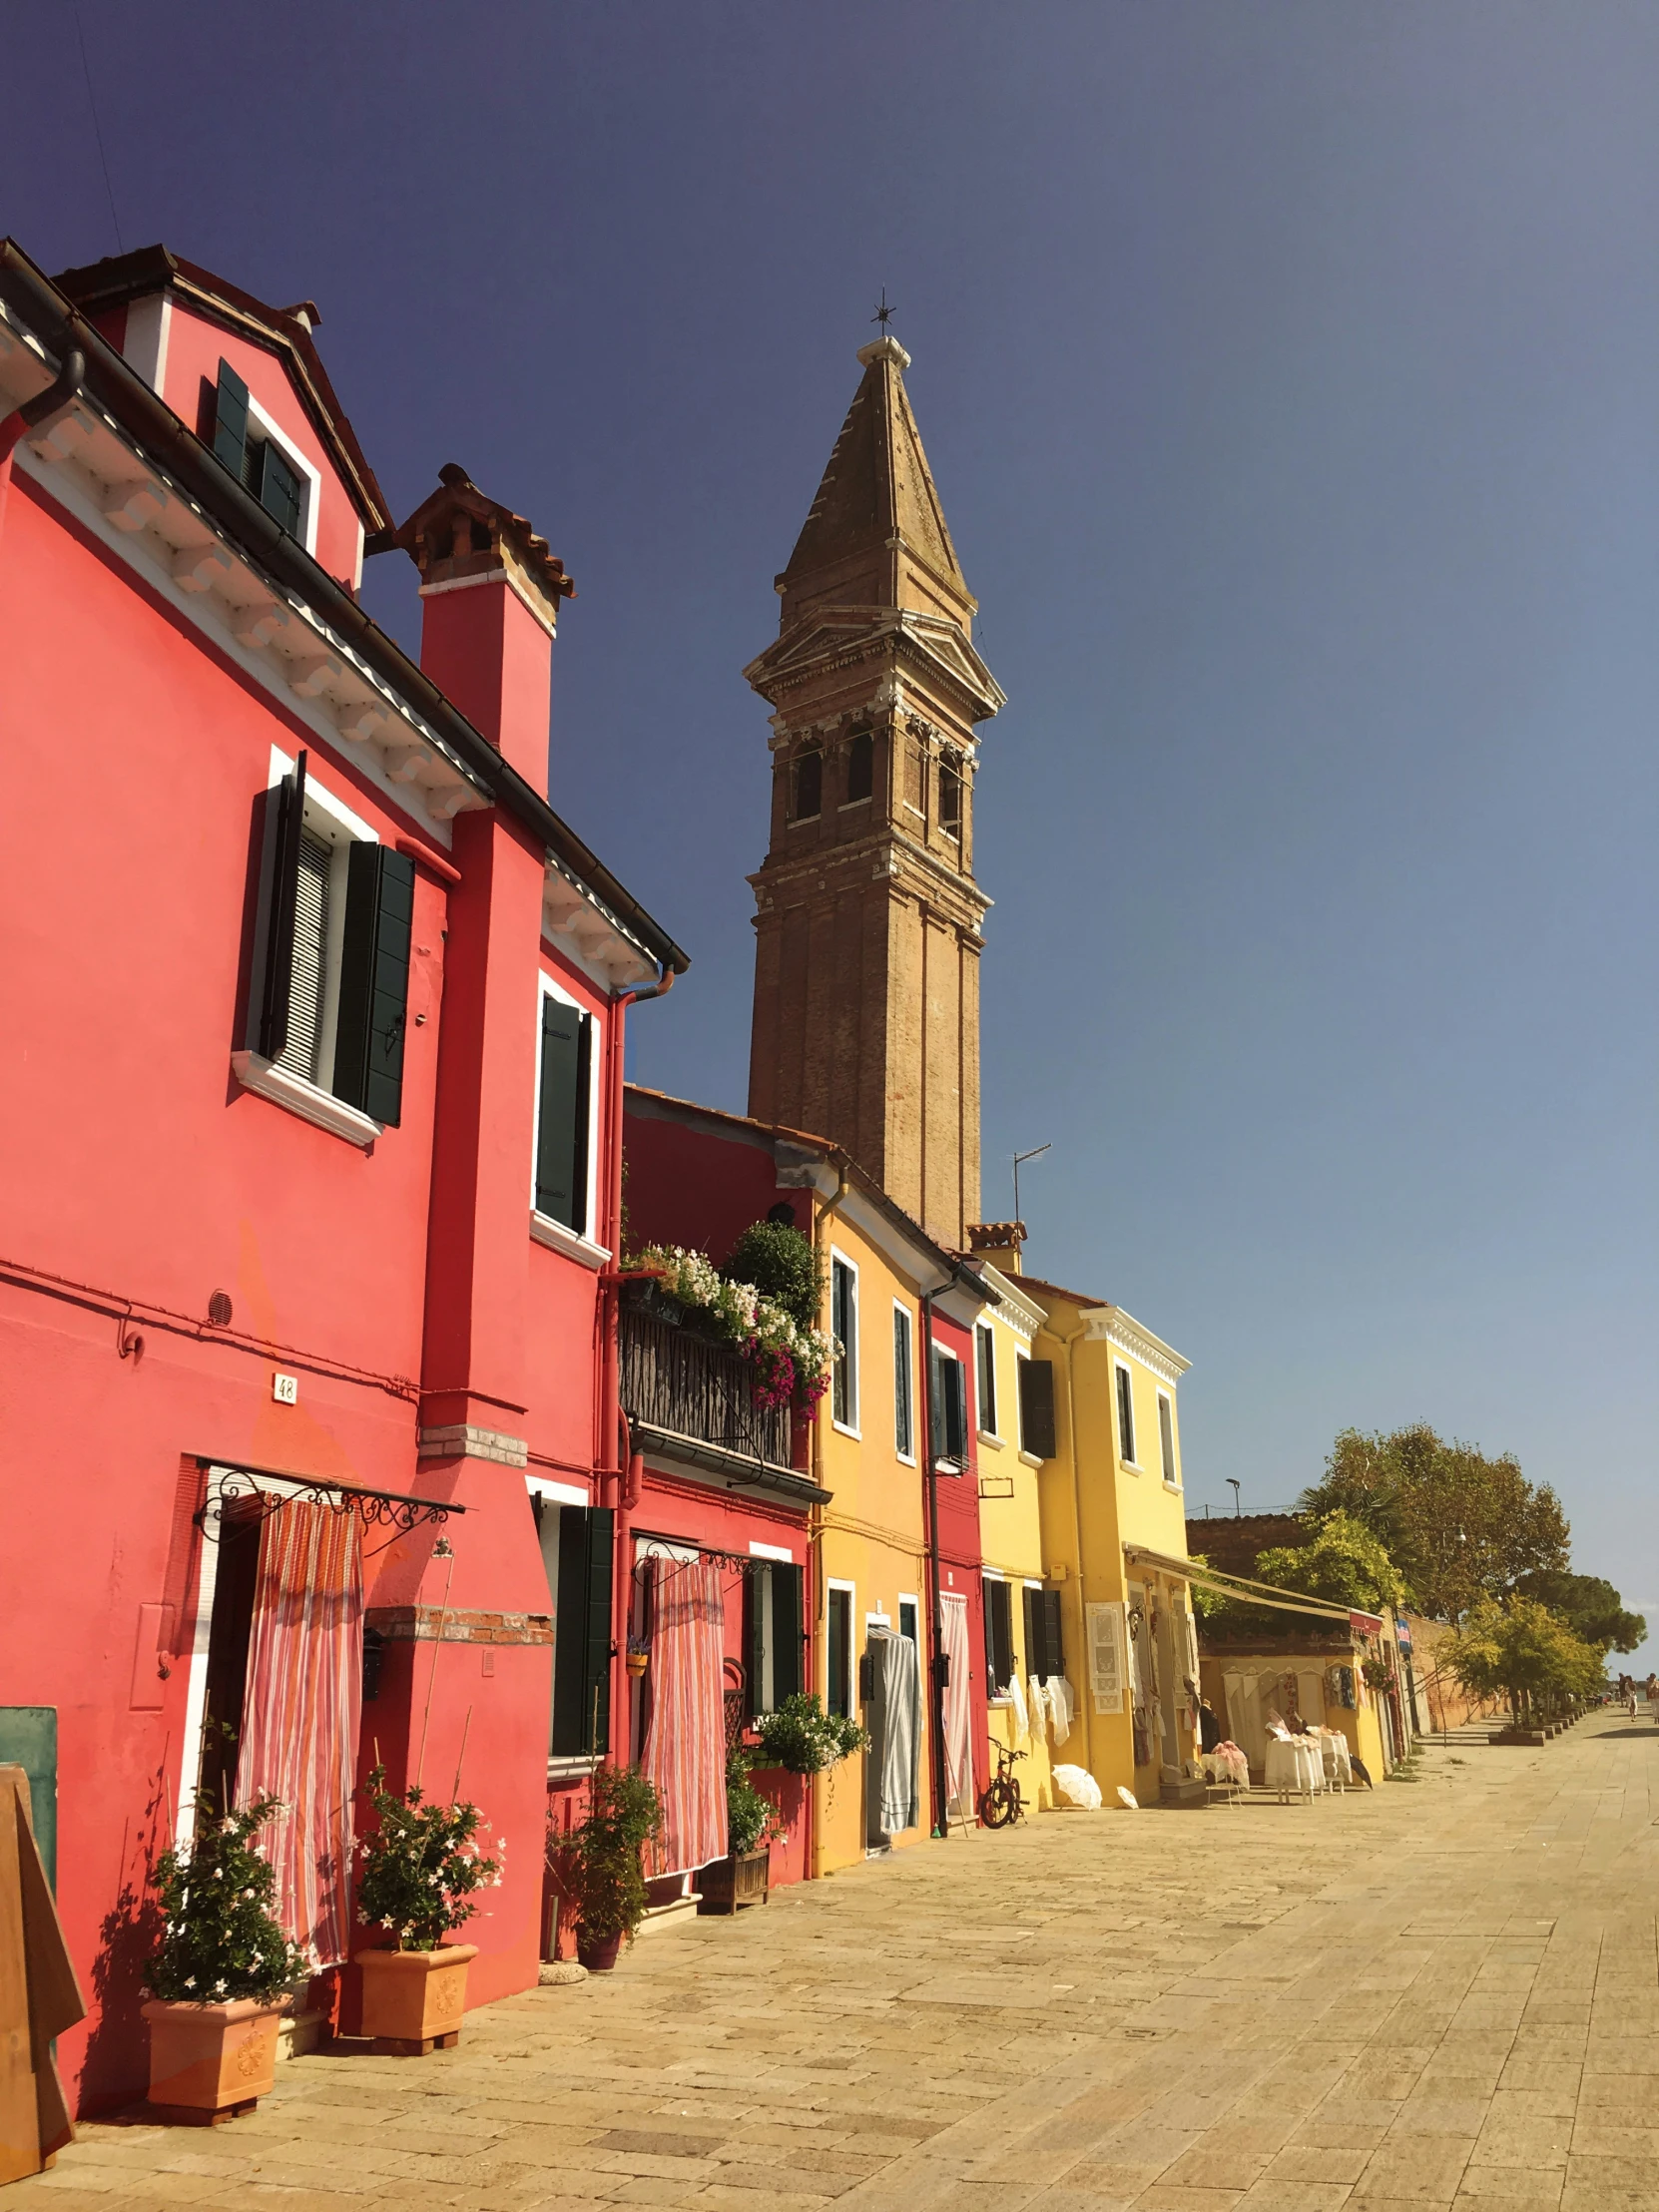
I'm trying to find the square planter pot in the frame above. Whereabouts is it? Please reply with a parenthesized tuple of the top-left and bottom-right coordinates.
(355, 1942, 477, 2054)
(696, 1848, 771, 1916)
(142, 1996, 286, 2124)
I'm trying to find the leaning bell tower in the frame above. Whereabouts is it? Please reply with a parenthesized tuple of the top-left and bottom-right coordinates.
(745, 335, 1004, 1250)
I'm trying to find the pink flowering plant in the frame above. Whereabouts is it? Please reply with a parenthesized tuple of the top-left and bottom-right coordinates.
(637, 1224, 833, 1411)
(146, 1793, 304, 2004)
(357, 1765, 501, 1952)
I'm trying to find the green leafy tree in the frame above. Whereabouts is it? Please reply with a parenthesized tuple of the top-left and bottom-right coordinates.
(723, 1221, 824, 1332)
(147, 1795, 304, 2004)
(1255, 1510, 1405, 1615)
(1444, 1597, 1602, 1724)
(356, 1766, 500, 1951)
(1299, 1424, 1568, 1619)
(1513, 1570, 1646, 1656)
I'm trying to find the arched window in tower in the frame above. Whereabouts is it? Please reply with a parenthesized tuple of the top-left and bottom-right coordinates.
(938, 753, 963, 836)
(790, 749, 823, 822)
(844, 731, 873, 805)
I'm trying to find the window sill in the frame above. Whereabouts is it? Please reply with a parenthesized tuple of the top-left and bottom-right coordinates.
(838, 796, 871, 811)
(933, 1456, 966, 1477)
(529, 1211, 612, 1270)
(895, 1451, 917, 1469)
(831, 1419, 861, 1442)
(547, 1755, 600, 1781)
(1163, 1480, 1182, 1493)
(1018, 1449, 1044, 1469)
(231, 1051, 382, 1147)
(978, 1430, 1003, 1449)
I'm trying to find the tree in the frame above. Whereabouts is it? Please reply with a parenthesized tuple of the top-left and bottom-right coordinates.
(1514, 1570, 1646, 1656)
(1255, 1510, 1405, 1616)
(1443, 1597, 1601, 1725)
(1299, 1423, 1569, 1620)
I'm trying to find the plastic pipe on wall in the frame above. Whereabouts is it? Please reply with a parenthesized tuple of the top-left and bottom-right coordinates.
(0, 345, 84, 539)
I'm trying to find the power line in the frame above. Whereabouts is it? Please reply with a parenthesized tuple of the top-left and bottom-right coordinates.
(75, 8, 125, 256)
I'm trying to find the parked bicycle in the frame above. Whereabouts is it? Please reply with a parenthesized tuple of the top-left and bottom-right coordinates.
(978, 1737, 1027, 1829)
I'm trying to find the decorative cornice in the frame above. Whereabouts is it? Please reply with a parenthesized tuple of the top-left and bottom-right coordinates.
(1083, 1305, 1192, 1386)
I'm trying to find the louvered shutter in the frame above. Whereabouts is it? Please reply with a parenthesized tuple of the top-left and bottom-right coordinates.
(333, 845, 414, 1125)
(535, 998, 591, 1232)
(1023, 1586, 1039, 1678)
(254, 754, 308, 1063)
(582, 1505, 614, 1755)
(551, 1505, 612, 1756)
(743, 1571, 762, 1717)
(275, 829, 332, 1082)
(983, 1580, 1012, 1695)
(1040, 1590, 1065, 1678)
(942, 1357, 968, 1463)
(1018, 1360, 1057, 1459)
(774, 1564, 804, 1702)
(260, 441, 303, 536)
(213, 359, 250, 481)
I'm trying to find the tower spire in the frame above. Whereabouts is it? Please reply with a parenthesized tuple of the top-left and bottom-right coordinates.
(744, 341, 1004, 1250)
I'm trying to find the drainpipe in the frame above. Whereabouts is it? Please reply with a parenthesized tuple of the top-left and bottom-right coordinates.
(0, 345, 85, 539)
(1055, 1318, 1090, 1777)
(808, 1160, 849, 1881)
(922, 1285, 949, 1837)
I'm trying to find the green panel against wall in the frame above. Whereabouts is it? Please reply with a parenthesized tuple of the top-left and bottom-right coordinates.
(0, 1707, 58, 1891)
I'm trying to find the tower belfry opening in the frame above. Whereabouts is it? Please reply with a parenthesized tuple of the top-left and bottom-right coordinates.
(745, 336, 1004, 1250)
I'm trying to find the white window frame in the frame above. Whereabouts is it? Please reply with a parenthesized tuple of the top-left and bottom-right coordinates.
(975, 1320, 999, 1441)
(1158, 1390, 1179, 1488)
(830, 1249, 860, 1438)
(891, 1299, 916, 1465)
(982, 1567, 1013, 1707)
(231, 745, 383, 1147)
(931, 1342, 967, 1472)
(897, 1593, 920, 1648)
(528, 970, 611, 1269)
(245, 391, 321, 558)
(826, 1577, 856, 1720)
(1115, 1361, 1139, 1470)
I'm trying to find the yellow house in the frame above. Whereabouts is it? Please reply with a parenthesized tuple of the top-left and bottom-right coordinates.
(968, 1229, 1202, 1808)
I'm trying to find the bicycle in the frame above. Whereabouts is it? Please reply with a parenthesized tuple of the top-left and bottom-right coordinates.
(978, 1738, 1027, 1829)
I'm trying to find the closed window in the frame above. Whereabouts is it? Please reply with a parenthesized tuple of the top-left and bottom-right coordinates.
(247, 752, 413, 1125)
(744, 1560, 805, 1715)
(892, 1305, 914, 1459)
(983, 1578, 1014, 1697)
(898, 1596, 919, 1647)
(1018, 1358, 1057, 1459)
(790, 749, 823, 821)
(1116, 1364, 1137, 1464)
(930, 1346, 968, 1467)
(1023, 1586, 1064, 1679)
(212, 358, 306, 540)
(532, 1496, 615, 1758)
(975, 1324, 997, 1436)
(831, 1256, 858, 1430)
(844, 730, 873, 804)
(827, 1585, 853, 1719)
(1159, 1393, 1177, 1485)
(535, 988, 593, 1234)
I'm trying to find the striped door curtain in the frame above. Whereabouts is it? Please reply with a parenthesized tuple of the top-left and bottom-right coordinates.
(236, 1500, 364, 1965)
(641, 1556, 728, 1877)
(939, 1592, 974, 1815)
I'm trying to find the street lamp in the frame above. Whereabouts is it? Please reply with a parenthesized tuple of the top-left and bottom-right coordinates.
(1227, 1478, 1241, 1518)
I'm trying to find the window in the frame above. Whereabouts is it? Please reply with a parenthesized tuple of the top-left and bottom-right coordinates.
(975, 1324, 997, 1437)
(1018, 1358, 1057, 1459)
(826, 1584, 853, 1719)
(937, 754, 962, 833)
(830, 1255, 858, 1430)
(892, 1305, 914, 1459)
(1115, 1363, 1137, 1465)
(1023, 1586, 1064, 1680)
(790, 749, 823, 821)
(844, 730, 873, 804)
(983, 1578, 1013, 1697)
(744, 1560, 805, 1715)
(532, 1496, 614, 1757)
(534, 988, 593, 1234)
(244, 751, 414, 1128)
(1159, 1393, 1178, 1486)
(898, 1596, 919, 1648)
(930, 1346, 968, 1466)
(212, 359, 305, 539)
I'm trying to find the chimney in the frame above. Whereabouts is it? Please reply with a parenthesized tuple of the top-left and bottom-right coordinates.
(966, 1221, 1026, 1275)
(380, 463, 575, 796)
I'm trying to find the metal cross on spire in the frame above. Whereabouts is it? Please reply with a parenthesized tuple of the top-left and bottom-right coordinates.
(871, 287, 895, 332)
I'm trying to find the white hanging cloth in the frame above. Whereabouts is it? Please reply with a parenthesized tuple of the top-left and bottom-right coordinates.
(1005, 1668, 1030, 1743)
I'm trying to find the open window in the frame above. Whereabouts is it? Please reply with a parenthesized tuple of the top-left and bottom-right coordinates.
(843, 730, 873, 805)
(210, 358, 313, 545)
(930, 1345, 968, 1468)
(983, 1577, 1014, 1697)
(789, 748, 823, 822)
(744, 1559, 805, 1716)
(534, 986, 594, 1236)
(937, 753, 963, 835)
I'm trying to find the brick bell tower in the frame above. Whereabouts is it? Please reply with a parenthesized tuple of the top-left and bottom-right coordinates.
(745, 334, 1004, 1249)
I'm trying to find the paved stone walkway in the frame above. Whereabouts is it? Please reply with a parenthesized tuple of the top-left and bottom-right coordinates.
(18, 1714, 1659, 2212)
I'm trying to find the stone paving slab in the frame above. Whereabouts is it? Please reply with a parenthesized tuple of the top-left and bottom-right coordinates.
(15, 1714, 1659, 2210)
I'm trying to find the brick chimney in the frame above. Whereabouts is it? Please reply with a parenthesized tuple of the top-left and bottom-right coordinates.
(966, 1221, 1026, 1274)
(382, 463, 574, 795)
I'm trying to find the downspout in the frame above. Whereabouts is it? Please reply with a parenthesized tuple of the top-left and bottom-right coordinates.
(922, 1284, 949, 1837)
(1056, 1319, 1090, 1779)
(600, 964, 673, 1768)
(808, 1160, 849, 1881)
(0, 345, 85, 539)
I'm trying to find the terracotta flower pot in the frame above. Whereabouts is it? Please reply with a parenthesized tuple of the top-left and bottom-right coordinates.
(355, 1942, 478, 2054)
(576, 1928, 624, 1972)
(143, 1995, 286, 2122)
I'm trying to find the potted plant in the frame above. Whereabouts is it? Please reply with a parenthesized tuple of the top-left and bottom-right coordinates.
(698, 1746, 784, 1915)
(568, 1765, 662, 1970)
(752, 1692, 869, 1777)
(353, 1765, 499, 2053)
(142, 1794, 304, 2123)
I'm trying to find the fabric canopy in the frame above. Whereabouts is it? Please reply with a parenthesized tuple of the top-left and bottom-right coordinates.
(939, 1593, 973, 1814)
(641, 1556, 728, 1877)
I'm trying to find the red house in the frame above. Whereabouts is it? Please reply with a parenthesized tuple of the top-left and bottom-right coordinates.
(0, 238, 686, 2111)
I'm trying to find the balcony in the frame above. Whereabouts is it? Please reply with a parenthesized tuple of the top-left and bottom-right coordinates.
(619, 1295, 827, 1504)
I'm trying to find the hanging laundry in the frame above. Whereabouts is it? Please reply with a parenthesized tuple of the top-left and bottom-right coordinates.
(1005, 1667, 1029, 1743)
(1047, 1674, 1075, 1748)
(1027, 1672, 1049, 1744)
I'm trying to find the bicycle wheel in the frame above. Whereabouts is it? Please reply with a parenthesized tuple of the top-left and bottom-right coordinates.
(979, 1774, 1018, 1829)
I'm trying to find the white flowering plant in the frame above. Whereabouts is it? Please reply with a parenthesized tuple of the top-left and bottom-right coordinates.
(356, 1764, 501, 1952)
(636, 1239, 834, 1411)
(146, 1794, 304, 2005)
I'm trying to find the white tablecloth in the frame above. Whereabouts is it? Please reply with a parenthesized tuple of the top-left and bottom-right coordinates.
(1264, 1737, 1324, 1798)
(1319, 1733, 1353, 1787)
(1201, 1747, 1250, 1790)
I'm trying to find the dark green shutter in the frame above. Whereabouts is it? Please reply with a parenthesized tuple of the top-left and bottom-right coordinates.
(1022, 1588, 1039, 1681)
(255, 754, 307, 1062)
(213, 359, 249, 481)
(743, 1572, 761, 1717)
(261, 441, 303, 535)
(333, 844, 414, 1125)
(1018, 1360, 1057, 1459)
(551, 1505, 613, 1756)
(933, 1355, 966, 1463)
(1040, 1590, 1064, 1678)
(535, 998, 590, 1232)
(983, 1580, 1011, 1694)
(775, 1564, 804, 1702)
(582, 1506, 614, 1756)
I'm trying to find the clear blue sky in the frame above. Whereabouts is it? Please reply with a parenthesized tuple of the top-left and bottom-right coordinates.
(9, 3, 1655, 1653)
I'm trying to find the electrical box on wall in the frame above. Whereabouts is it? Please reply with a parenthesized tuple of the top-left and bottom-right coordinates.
(272, 1373, 298, 1404)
